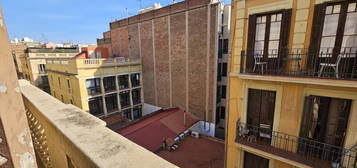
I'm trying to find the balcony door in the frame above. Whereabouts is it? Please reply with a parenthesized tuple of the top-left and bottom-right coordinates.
(244, 152, 269, 168)
(310, 1, 357, 78)
(299, 96, 351, 161)
(247, 89, 276, 137)
(246, 9, 292, 73)
(300, 96, 351, 146)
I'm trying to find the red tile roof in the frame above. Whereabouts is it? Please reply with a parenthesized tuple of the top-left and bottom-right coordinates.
(157, 136, 225, 168)
(117, 108, 198, 152)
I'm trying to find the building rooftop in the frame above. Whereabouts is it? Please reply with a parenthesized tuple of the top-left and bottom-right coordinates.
(157, 136, 225, 168)
(117, 108, 198, 152)
(115, 108, 225, 168)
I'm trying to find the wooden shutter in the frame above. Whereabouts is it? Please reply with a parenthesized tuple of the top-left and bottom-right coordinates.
(279, 9, 292, 63)
(299, 96, 315, 138)
(279, 9, 292, 57)
(308, 4, 325, 68)
(246, 15, 257, 71)
(260, 90, 276, 127)
(247, 89, 261, 127)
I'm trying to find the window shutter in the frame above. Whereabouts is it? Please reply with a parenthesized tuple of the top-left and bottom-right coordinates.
(246, 14, 257, 71)
(279, 9, 292, 69)
(299, 96, 315, 138)
(308, 4, 325, 68)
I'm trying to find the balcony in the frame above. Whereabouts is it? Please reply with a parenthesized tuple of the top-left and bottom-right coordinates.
(46, 57, 141, 75)
(19, 80, 177, 168)
(240, 48, 357, 81)
(27, 47, 79, 53)
(235, 121, 357, 168)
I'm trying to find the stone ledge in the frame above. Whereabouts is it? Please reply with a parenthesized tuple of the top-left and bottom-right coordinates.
(19, 80, 178, 168)
(231, 74, 357, 88)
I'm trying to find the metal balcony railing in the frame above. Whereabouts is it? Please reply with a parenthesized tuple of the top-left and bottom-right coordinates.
(235, 121, 357, 168)
(240, 47, 357, 80)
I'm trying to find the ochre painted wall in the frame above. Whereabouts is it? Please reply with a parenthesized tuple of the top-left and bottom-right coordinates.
(227, 0, 357, 167)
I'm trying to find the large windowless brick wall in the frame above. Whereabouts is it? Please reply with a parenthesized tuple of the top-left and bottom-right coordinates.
(103, 0, 222, 122)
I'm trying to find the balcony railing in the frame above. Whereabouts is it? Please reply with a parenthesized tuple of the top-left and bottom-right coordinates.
(235, 121, 357, 168)
(27, 47, 79, 53)
(19, 80, 177, 168)
(240, 47, 357, 80)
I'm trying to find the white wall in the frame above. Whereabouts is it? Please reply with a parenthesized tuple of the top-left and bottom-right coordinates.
(142, 103, 162, 116)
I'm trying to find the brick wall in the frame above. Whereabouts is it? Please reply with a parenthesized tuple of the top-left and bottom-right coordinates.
(106, 0, 219, 122)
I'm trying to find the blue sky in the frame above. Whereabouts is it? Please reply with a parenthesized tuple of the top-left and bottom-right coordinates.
(1, 0, 230, 44)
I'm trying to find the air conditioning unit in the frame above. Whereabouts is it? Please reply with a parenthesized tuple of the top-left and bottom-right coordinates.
(191, 131, 200, 139)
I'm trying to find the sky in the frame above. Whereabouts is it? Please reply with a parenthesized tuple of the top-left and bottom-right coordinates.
(1, 0, 230, 44)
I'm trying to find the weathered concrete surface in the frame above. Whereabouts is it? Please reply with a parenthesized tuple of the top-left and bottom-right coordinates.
(0, 8, 37, 168)
(20, 80, 178, 168)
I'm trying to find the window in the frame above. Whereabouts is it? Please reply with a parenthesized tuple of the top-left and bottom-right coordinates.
(105, 93, 118, 113)
(67, 79, 71, 89)
(222, 63, 228, 77)
(133, 106, 142, 120)
(121, 108, 132, 120)
(313, 2, 357, 56)
(118, 75, 129, 90)
(216, 86, 222, 103)
(70, 99, 73, 105)
(88, 96, 104, 116)
(221, 85, 227, 99)
(39, 64, 46, 73)
(218, 39, 223, 58)
(217, 63, 222, 81)
(244, 152, 269, 168)
(254, 13, 282, 57)
(246, 9, 291, 71)
(61, 95, 64, 103)
(86, 78, 101, 95)
(215, 106, 226, 123)
(131, 88, 141, 105)
(219, 106, 226, 119)
(247, 89, 276, 129)
(222, 39, 229, 54)
(130, 73, 141, 87)
(300, 96, 351, 147)
(41, 76, 48, 84)
(103, 76, 116, 92)
(119, 90, 131, 108)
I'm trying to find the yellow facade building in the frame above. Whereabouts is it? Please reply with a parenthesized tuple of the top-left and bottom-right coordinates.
(227, 0, 357, 167)
(20, 47, 78, 92)
(46, 53, 143, 120)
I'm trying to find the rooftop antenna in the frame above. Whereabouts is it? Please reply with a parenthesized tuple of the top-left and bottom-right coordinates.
(138, 0, 142, 9)
(125, 8, 129, 17)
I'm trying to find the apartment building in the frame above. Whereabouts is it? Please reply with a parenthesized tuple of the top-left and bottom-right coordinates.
(97, 0, 231, 138)
(11, 39, 42, 79)
(227, 0, 357, 168)
(46, 47, 143, 120)
(20, 47, 79, 93)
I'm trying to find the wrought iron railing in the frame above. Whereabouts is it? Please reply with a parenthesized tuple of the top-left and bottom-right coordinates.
(235, 121, 357, 168)
(240, 47, 357, 80)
